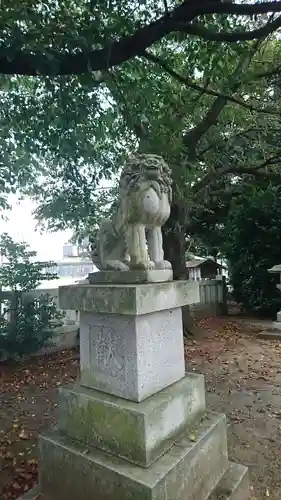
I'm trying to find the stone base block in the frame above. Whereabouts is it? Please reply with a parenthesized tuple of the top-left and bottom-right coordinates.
(259, 330, 281, 340)
(39, 412, 228, 500)
(209, 462, 249, 500)
(19, 461, 249, 500)
(58, 373, 205, 467)
(80, 306, 185, 401)
(272, 321, 281, 331)
(59, 281, 200, 315)
(88, 269, 173, 284)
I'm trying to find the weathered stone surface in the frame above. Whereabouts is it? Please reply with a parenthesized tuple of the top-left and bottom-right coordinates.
(209, 462, 249, 500)
(88, 269, 173, 284)
(20, 435, 249, 500)
(80, 306, 185, 401)
(59, 280, 200, 315)
(268, 264, 281, 274)
(58, 373, 205, 467)
(272, 321, 281, 331)
(39, 412, 228, 500)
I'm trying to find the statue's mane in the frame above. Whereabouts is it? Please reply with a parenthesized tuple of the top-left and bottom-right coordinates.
(119, 154, 172, 195)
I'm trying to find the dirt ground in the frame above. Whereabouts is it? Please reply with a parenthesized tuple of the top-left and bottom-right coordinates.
(1, 316, 281, 499)
(0, 349, 79, 499)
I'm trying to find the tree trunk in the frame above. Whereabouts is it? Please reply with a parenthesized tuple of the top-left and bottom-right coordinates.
(163, 203, 194, 336)
(10, 290, 20, 325)
(163, 203, 187, 280)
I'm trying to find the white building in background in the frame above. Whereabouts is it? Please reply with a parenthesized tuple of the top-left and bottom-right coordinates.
(40, 242, 97, 289)
(186, 258, 225, 281)
(62, 243, 76, 259)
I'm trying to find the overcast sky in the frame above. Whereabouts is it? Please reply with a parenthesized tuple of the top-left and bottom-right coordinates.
(0, 195, 72, 261)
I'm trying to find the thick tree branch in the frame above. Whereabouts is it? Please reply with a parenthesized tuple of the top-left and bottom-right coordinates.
(1, 1, 281, 75)
(227, 167, 281, 181)
(197, 126, 261, 159)
(143, 51, 280, 115)
(163, 0, 170, 16)
(180, 15, 281, 42)
(193, 155, 281, 193)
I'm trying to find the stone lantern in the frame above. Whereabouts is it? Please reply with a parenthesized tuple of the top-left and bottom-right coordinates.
(268, 264, 281, 329)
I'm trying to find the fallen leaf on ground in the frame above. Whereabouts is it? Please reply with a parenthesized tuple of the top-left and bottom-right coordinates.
(189, 434, 197, 442)
(19, 430, 29, 440)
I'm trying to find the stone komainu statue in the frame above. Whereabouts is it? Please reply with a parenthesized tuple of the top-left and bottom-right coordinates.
(91, 153, 172, 271)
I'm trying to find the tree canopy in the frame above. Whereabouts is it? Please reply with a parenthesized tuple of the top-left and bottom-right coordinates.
(2, 1, 281, 276)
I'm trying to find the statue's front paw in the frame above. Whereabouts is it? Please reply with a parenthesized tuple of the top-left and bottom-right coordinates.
(106, 260, 130, 271)
(117, 262, 131, 271)
(130, 260, 155, 270)
(154, 260, 172, 270)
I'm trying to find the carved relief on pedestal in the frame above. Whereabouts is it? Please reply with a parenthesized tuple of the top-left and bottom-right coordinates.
(89, 325, 124, 378)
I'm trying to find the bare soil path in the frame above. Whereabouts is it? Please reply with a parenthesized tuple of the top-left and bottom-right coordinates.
(186, 316, 281, 500)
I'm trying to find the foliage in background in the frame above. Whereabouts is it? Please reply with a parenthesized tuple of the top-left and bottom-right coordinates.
(0, 234, 63, 359)
(223, 187, 281, 317)
(0, 233, 57, 291)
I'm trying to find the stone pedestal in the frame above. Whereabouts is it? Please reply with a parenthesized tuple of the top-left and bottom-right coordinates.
(79, 306, 185, 401)
(272, 308, 281, 330)
(20, 280, 249, 500)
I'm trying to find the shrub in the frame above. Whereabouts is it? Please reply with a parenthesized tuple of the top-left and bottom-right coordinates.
(0, 294, 64, 359)
(0, 233, 61, 358)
